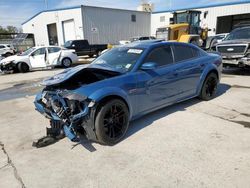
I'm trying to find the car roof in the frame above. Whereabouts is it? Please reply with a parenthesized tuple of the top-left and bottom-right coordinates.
(123, 40, 198, 50)
(33, 46, 62, 49)
(232, 26, 250, 31)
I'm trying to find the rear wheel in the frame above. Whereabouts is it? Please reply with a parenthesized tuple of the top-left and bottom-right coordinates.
(18, 62, 29, 73)
(61, 58, 72, 68)
(95, 99, 129, 145)
(199, 73, 218, 101)
(5, 52, 12, 57)
(96, 51, 102, 57)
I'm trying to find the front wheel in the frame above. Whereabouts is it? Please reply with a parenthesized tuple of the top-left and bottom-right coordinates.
(18, 62, 29, 73)
(95, 99, 129, 145)
(199, 73, 218, 101)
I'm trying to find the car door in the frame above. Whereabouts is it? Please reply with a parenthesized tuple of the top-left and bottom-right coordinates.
(171, 44, 205, 99)
(29, 47, 47, 68)
(47, 47, 61, 66)
(74, 40, 90, 56)
(135, 46, 179, 113)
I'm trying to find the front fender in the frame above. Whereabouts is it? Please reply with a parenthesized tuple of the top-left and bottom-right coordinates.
(88, 87, 133, 118)
(196, 63, 219, 95)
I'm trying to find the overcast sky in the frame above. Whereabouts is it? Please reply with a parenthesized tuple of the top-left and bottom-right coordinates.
(0, 0, 248, 28)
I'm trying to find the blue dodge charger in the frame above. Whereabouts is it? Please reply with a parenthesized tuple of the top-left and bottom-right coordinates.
(34, 41, 222, 145)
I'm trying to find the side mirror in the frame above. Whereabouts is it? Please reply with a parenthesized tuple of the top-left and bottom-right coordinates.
(141, 62, 157, 70)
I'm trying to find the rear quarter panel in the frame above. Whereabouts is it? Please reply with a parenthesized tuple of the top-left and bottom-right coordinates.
(196, 53, 222, 95)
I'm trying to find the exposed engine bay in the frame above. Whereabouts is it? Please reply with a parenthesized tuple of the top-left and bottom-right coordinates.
(33, 67, 121, 147)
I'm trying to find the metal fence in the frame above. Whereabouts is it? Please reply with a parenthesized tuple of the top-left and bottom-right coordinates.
(0, 33, 35, 52)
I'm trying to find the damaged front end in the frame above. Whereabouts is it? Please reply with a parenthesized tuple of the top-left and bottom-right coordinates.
(33, 65, 122, 147)
(34, 89, 97, 143)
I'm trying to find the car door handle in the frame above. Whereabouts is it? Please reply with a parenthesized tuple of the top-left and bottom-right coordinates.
(200, 64, 205, 68)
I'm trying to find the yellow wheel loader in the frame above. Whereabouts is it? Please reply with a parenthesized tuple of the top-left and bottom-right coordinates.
(156, 10, 216, 50)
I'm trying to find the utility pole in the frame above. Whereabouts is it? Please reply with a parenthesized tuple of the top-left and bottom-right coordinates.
(45, 0, 48, 9)
(169, 0, 172, 9)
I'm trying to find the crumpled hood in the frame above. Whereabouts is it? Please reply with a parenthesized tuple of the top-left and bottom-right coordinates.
(0, 55, 25, 64)
(42, 63, 122, 86)
(217, 39, 250, 46)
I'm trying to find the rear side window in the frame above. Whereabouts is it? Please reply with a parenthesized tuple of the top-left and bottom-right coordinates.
(48, 47, 61, 53)
(144, 47, 173, 67)
(173, 45, 199, 62)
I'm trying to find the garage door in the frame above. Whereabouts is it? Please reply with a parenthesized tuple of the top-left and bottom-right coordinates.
(63, 19, 76, 42)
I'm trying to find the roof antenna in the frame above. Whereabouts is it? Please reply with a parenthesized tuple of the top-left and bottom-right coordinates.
(44, 0, 48, 9)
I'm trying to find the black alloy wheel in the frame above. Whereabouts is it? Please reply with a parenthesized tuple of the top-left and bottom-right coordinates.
(200, 73, 218, 101)
(95, 99, 129, 145)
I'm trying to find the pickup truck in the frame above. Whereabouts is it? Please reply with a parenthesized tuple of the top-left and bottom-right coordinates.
(215, 26, 250, 68)
(64, 40, 107, 57)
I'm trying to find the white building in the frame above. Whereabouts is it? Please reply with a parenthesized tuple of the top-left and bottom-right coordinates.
(22, 5, 151, 46)
(151, 1, 250, 36)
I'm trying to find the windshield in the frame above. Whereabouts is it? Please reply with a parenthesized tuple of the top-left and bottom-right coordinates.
(176, 13, 188, 23)
(64, 41, 72, 48)
(19, 47, 36, 56)
(92, 47, 144, 72)
(224, 28, 250, 40)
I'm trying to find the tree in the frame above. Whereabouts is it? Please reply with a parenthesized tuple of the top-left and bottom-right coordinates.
(0, 25, 21, 39)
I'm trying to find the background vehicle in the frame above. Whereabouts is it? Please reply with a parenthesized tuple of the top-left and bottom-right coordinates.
(131, 36, 156, 42)
(213, 33, 229, 43)
(34, 41, 222, 146)
(0, 46, 78, 73)
(64, 39, 107, 57)
(215, 27, 250, 68)
(119, 36, 156, 45)
(0, 44, 15, 57)
(156, 10, 216, 50)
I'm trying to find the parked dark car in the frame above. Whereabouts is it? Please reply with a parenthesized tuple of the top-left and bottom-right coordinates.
(215, 27, 250, 68)
(34, 41, 222, 146)
(64, 40, 107, 57)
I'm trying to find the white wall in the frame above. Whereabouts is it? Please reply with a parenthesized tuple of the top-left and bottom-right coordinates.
(151, 3, 250, 36)
(22, 7, 83, 46)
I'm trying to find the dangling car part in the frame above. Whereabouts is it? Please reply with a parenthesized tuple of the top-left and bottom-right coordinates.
(34, 41, 222, 146)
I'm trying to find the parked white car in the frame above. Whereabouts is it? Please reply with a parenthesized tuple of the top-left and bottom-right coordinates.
(0, 44, 15, 57)
(0, 46, 78, 73)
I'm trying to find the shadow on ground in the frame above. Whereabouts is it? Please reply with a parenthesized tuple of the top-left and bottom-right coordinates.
(123, 83, 231, 143)
(223, 67, 250, 76)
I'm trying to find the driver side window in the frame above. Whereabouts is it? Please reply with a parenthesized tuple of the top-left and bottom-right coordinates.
(32, 48, 46, 56)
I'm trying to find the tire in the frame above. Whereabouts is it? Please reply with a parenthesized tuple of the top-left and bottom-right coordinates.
(96, 51, 102, 57)
(5, 52, 12, 57)
(17, 62, 29, 73)
(61, 58, 72, 68)
(199, 72, 218, 101)
(95, 99, 129, 145)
